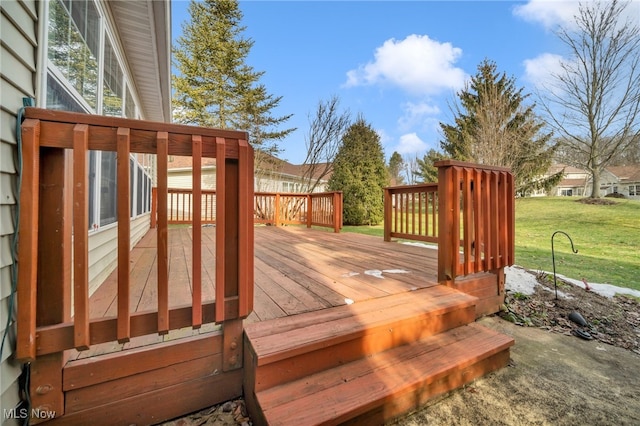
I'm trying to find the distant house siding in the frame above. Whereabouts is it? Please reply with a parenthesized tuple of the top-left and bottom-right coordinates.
(0, 0, 38, 423)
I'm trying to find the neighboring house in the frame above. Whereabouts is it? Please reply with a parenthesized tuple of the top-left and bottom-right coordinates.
(545, 163, 640, 198)
(0, 0, 170, 422)
(167, 154, 332, 193)
(605, 165, 640, 200)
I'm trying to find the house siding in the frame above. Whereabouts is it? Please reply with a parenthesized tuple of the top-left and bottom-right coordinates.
(88, 214, 151, 295)
(0, 0, 38, 423)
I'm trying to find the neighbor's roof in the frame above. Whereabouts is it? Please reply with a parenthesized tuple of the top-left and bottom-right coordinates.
(606, 165, 640, 183)
(109, 1, 171, 122)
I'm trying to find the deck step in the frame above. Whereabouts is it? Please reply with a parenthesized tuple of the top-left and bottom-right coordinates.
(257, 323, 514, 425)
(244, 286, 478, 391)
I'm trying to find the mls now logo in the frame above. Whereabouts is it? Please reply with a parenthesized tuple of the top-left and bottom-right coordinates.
(4, 408, 56, 420)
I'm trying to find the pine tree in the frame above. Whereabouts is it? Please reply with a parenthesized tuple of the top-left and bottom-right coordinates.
(328, 117, 388, 225)
(173, 0, 294, 158)
(387, 151, 405, 185)
(440, 59, 561, 195)
(415, 149, 445, 183)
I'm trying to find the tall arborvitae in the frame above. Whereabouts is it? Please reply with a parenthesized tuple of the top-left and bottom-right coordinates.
(440, 59, 561, 195)
(328, 117, 388, 225)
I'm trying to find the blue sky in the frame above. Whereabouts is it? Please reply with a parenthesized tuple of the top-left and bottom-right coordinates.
(171, 0, 640, 164)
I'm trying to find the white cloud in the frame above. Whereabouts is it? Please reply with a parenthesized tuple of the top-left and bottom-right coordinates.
(344, 34, 467, 96)
(398, 101, 440, 132)
(523, 52, 564, 88)
(513, 0, 580, 29)
(514, 0, 640, 30)
(395, 133, 428, 155)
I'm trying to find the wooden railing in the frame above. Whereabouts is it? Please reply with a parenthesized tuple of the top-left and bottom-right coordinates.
(156, 189, 343, 233)
(384, 183, 438, 243)
(16, 108, 254, 362)
(254, 191, 342, 233)
(383, 160, 515, 283)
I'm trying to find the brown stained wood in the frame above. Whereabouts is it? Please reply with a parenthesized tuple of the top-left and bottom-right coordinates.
(51, 370, 243, 426)
(192, 135, 203, 328)
(16, 119, 40, 361)
(117, 128, 131, 342)
(463, 168, 472, 276)
(250, 290, 477, 366)
(252, 305, 476, 392)
(72, 124, 90, 350)
(238, 139, 253, 317)
(25, 107, 247, 158)
(63, 333, 223, 390)
(473, 169, 483, 272)
(32, 146, 73, 419)
(65, 352, 223, 413)
(215, 137, 226, 322)
(223, 318, 243, 371)
(342, 350, 511, 426)
(157, 132, 169, 333)
(36, 300, 238, 357)
(258, 324, 513, 426)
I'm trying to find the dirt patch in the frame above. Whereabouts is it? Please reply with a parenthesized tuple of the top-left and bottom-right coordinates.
(501, 271, 640, 354)
(160, 400, 249, 426)
(391, 316, 640, 426)
(576, 197, 618, 205)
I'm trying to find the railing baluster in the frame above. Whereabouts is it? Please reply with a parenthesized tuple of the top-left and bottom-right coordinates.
(238, 139, 253, 316)
(157, 132, 169, 334)
(73, 124, 90, 350)
(192, 135, 202, 328)
(473, 169, 483, 272)
(463, 168, 472, 275)
(215, 137, 226, 323)
(117, 127, 131, 343)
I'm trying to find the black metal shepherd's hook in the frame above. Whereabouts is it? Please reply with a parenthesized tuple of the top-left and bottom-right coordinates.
(551, 231, 579, 300)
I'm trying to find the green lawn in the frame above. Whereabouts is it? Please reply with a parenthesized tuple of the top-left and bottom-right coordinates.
(342, 197, 640, 290)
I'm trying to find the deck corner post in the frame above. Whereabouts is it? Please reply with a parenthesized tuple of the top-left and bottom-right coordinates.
(436, 161, 455, 284)
(151, 187, 158, 228)
(383, 187, 391, 242)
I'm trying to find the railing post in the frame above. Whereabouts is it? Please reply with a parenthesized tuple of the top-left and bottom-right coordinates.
(306, 194, 312, 228)
(437, 161, 456, 284)
(32, 146, 73, 419)
(383, 187, 391, 242)
(274, 193, 280, 227)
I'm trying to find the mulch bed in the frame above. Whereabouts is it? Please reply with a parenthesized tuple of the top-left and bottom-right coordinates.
(500, 271, 640, 355)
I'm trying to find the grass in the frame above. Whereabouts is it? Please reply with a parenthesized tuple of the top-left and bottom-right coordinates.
(341, 197, 640, 291)
(514, 197, 639, 290)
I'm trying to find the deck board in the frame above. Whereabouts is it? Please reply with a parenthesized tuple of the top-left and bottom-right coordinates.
(73, 226, 439, 359)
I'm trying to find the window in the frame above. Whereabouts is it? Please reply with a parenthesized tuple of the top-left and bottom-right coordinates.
(630, 185, 639, 196)
(561, 189, 573, 196)
(44, 0, 151, 232)
(48, 0, 99, 109)
(99, 152, 117, 226)
(103, 36, 123, 117)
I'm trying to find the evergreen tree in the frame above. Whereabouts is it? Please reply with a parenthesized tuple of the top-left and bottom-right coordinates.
(387, 151, 405, 185)
(173, 0, 294, 158)
(328, 117, 388, 225)
(440, 59, 561, 195)
(415, 149, 445, 183)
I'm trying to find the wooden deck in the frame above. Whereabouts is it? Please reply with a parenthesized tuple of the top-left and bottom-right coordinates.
(88, 226, 440, 323)
(70, 226, 439, 361)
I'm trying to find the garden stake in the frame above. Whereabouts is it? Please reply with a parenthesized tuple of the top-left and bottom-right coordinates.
(551, 231, 579, 300)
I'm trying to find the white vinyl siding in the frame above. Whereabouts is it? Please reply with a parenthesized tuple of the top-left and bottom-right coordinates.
(1, 0, 37, 424)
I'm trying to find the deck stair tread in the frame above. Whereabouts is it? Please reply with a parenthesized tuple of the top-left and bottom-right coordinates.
(245, 286, 477, 365)
(257, 323, 514, 425)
